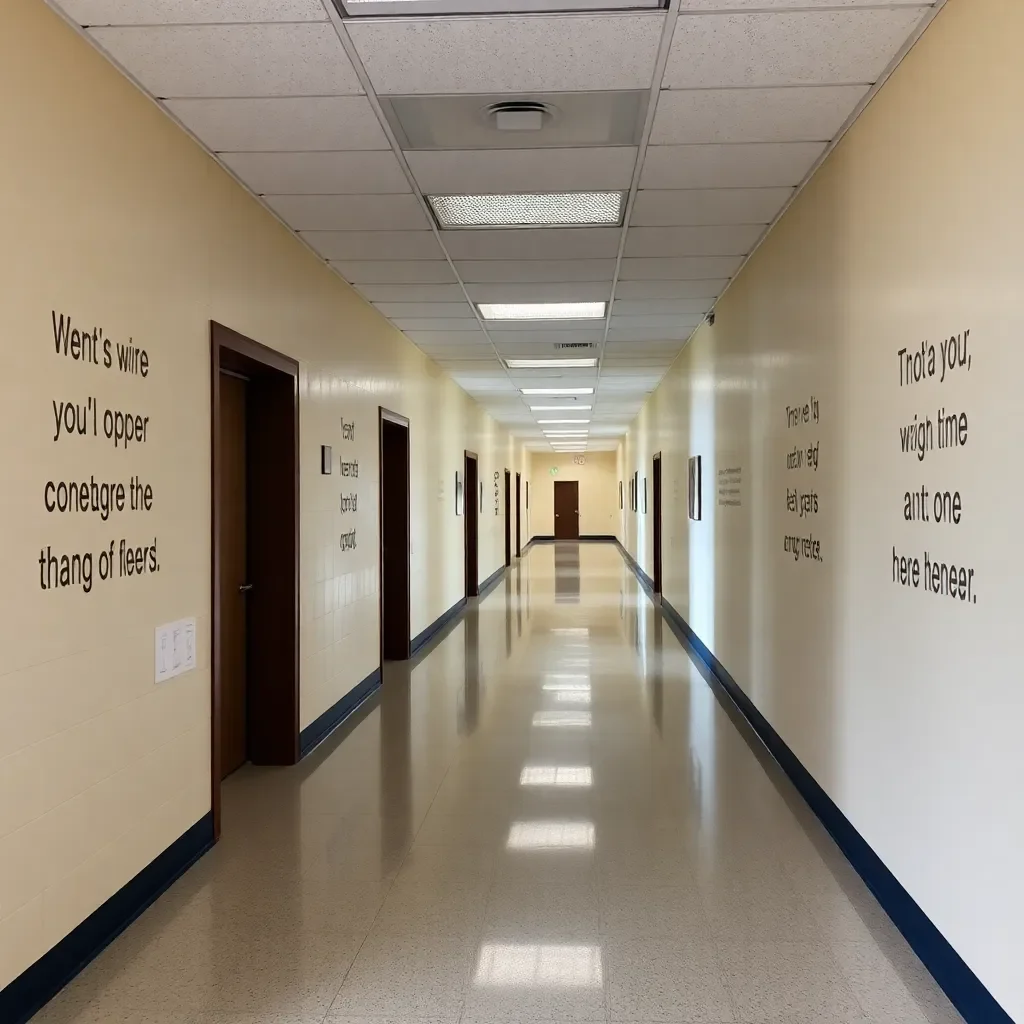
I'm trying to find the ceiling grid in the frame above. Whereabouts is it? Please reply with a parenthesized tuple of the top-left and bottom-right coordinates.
(50, 0, 945, 452)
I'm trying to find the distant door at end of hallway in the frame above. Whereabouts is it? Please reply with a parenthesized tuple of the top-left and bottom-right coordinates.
(553, 480, 580, 540)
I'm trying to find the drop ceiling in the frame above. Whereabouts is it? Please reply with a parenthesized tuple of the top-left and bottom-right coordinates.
(51, 0, 941, 452)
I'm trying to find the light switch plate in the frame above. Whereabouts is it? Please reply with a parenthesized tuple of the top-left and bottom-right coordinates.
(155, 617, 197, 683)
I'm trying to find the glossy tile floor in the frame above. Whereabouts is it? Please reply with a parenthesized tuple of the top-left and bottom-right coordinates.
(35, 543, 963, 1024)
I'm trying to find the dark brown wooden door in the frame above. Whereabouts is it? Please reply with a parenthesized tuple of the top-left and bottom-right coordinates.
(381, 414, 411, 661)
(465, 453, 479, 597)
(515, 473, 522, 557)
(218, 372, 248, 778)
(553, 480, 580, 540)
(504, 470, 512, 566)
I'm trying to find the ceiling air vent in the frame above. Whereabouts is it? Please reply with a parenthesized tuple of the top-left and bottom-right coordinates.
(554, 342, 597, 350)
(487, 100, 553, 132)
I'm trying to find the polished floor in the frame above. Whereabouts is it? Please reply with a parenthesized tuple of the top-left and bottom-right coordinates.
(35, 543, 962, 1024)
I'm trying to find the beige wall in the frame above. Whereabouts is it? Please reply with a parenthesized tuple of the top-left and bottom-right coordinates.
(527, 452, 619, 539)
(0, 0, 522, 989)
(619, 0, 1023, 1016)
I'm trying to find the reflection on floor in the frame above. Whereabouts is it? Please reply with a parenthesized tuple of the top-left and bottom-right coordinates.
(34, 543, 963, 1024)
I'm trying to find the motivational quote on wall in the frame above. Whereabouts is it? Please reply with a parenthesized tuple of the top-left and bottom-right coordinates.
(339, 417, 359, 552)
(892, 329, 977, 604)
(783, 395, 823, 565)
(42, 312, 158, 594)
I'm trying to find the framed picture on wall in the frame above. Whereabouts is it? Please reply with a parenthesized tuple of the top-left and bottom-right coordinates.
(619, 481, 623, 510)
(643, 477, 647, 514)
(526, 481, 529, 509)
(455, 471, 464, 516)
(633, 471, 639, 511)
(688, 456, 702, 521)
(479, 481, 484, 513)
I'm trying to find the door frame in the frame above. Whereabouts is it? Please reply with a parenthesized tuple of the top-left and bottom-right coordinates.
(379, 408, 411, 663)
(515, 472, 522, 557)
(211, 322, 299, 841)
(652, 452, 663, 596)
(464, 450, 479, 597)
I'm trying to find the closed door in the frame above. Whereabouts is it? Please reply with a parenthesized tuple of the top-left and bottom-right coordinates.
(653, 454, 663, 594)
(553, 480, 580, 540)
(218, 372, 248, 778)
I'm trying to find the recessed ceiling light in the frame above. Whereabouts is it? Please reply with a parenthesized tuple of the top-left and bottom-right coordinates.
(428, 192, 625, 229)
(480, 302, 605, 321)
(342, 0, 662, 17)
(537, 419, 591, 424)
(522, 387, 595, 396)
(506, 358, 597, 369)
(530, 405, 593, 412)
(545, 432, 588, 437)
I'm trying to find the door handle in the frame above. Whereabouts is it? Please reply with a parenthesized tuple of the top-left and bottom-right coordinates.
(555, 514, 560, 518)
(239, 583, 253, 593)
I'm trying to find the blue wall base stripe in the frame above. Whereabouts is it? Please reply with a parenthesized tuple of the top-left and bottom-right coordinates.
(479, 565, 505, 596)
(1, 812, 215, 1024)
(411, 597, 467, 658)
(615, 545, 1012, 1024)
(299, 668, 381, 758)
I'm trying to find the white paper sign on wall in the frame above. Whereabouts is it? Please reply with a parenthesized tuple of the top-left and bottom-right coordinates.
(155, 617, 196, 683)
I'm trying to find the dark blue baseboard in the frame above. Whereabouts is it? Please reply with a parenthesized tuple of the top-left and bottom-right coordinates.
(411, 597, 467, 658)
(1, 812, 215, 1024)
(480, 565, 505, 596)
(615, 546, 1012, 1024)
(299, 667, 382, 758)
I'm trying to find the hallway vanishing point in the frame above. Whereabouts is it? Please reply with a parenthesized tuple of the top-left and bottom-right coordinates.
(35, 543, 962, 1024)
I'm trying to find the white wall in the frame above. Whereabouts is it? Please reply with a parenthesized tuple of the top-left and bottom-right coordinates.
(528, 452, 619, 539)
(0, 0, 520, 990)
(619, 0, 1024, 1016)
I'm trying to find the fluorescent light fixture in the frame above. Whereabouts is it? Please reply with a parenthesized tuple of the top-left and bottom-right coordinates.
(555, 691, 591, 705)
(480, 302, 605, 321)
(521, 388, 594, 396)
(508, 360, 594, 371)
(537, 419, 591, 424)
(428, 192, 624, 229)
(533, 711, 592, 728)
(473, 943, 603, 988)
(533, 712, 591, 728)
(507, 821, 595, 850)
(545, 431, 589, 436)
(520, 766, 593, 788)
(543, 682, 591, 692)
(530, 405, 592, 412)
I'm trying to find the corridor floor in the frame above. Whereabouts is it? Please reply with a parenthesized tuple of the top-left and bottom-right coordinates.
(35, 543, 962, 1024)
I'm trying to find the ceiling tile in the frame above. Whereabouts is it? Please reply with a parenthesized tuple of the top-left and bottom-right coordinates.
(663, 9, 929, 88)
(616, 279, 728, 299)
(489, 329, 605, 344)
(650, 86, 868, 145)
(89, 24, 362, 98)
(623, 225, 763, 258)
(456, 260, 616, 284)
(607, 327, 698, 342)
(406, 148, 636, 195)
(348, 15, 663, 95)
(404, 330, 486, 344)
(301, 231, 443, 261)
(392, 318, 482, 331)
(619, 256, 743, 280)
(332, 261, 456, 284)
(443, 228, 621, 262)
(355, 283, 467, 302)
(613, 298, 714, 316)
(610, 314, 703, 330)
(221, 151, 410, 195)
(631, 189, 791, 227)
(265, 194, 428, 231)
(375, 302, 474, 318)
(641, 143, 825, 189)
(58, 0, 327, 24)
(164, 97, 388, 152)
(466, 282, 611, 303)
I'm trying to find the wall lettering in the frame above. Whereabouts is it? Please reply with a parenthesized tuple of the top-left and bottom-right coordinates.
(781, 395, 823, 564)
(41, 311, 158, 594)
